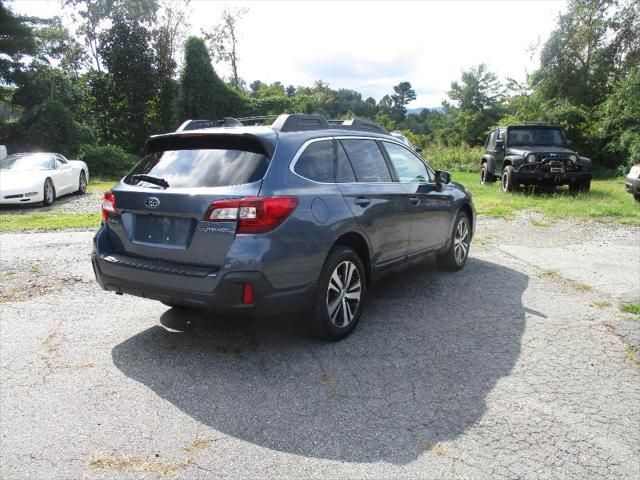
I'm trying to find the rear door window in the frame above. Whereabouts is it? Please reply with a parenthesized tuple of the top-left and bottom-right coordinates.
(124, 149, 269, 188)
(340, 139, 392, 182)
(294, 140, 334, 182)
(336, 142, 356, 183)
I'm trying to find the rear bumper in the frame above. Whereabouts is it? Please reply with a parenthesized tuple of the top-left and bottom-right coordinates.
(92, 251, 315, 315)
(515, 170, 592, 185)
(625, 177, 640, 195)
(91, 227, 316, 316)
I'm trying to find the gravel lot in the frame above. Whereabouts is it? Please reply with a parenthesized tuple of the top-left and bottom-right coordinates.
(1, 218, 639, 479)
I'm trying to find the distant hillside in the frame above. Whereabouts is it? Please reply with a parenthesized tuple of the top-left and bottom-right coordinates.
(406, 106, 444, 117)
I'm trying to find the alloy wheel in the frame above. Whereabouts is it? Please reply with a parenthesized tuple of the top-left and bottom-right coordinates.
(45, 182, 54, 204)
(454, 218, 470, 265)
(326, 260, 362, 328)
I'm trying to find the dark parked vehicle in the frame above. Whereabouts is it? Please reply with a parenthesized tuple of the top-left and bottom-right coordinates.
(625, 164, 640, 203)
(92, 114, 475, 340)
(480, 124, 593, 192)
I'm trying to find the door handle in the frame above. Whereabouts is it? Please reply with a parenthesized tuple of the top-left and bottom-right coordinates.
(354, 197, 370, 207)
(409, 195, 420, 205)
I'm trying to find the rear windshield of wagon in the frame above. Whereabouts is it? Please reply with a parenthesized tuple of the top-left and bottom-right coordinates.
(123, 135, 271, 189)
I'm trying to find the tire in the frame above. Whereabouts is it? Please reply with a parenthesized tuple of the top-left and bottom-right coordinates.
(76, 171, 87, 194)
(569, 181, 580, 193)
(580, 180, 591, 192)
(635, 193, 640, 203)
(480, 163, 495, 184)
(437, 210, 471, 271)
(308, 246, 366, 341)
(501, 165, 517, 192)
(42, 178, 55, 206)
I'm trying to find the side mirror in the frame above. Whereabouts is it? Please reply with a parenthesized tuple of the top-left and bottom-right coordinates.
(435, 170, 451, 185)
(415, 147, 423, 153)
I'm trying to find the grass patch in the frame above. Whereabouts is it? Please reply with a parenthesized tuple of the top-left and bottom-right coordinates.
(625, 347, 640, 364)
(423, 441, 446, 456)
(183, 435, 210, 453)
(572, 282, 593, 292)
(87, 177, 119, 193)
(540, 269, 562, 281)
(89, 455, 191, 476)
(620, 303, 640, 316)
(0, 213, 101, 232)
(591, 300, 611, 308)
(450, 171, 640, 224)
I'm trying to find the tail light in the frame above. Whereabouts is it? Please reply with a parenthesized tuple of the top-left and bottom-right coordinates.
(102, 191, 116, 221)
(204, 196, 298, 234)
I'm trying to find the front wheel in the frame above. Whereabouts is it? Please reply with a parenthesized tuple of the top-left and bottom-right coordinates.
(501, 166, 517, 192)
(308, 246, 366, 341)
(42, 178, 55, 206)
(76, 171, 87, 194)
(480, 164, 495, 184)
(635, 193, 640, 203)
(437, 210, 471, 271)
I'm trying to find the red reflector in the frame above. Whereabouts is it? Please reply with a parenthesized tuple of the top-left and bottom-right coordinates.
(102, 191, 116, 221)
(242, 283, 254, 305)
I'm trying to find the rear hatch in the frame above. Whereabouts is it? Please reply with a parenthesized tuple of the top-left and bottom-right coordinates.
(105, 132, 275, 267)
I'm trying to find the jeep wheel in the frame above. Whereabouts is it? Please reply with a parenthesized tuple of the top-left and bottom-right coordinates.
(437, 210, 471, 271)
(580, 180, 591, 192)
(569, 181, 581, 193)
(308, 246, 366, 341)
(480, 164, 495, 184)
(501, 166, 517, 192)
(634, 193, 640, 203)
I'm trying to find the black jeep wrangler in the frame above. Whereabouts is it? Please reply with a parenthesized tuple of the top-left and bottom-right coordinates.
(480, 124, 593, 192)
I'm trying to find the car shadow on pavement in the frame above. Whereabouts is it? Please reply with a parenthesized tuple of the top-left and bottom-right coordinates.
(112, 257, 528, 465)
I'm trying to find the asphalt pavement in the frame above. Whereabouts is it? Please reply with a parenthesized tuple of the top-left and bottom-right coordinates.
(1, 218, 638, 479)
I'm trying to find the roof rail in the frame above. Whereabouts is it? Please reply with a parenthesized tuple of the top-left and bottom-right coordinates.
(176, 114, 390, 135)
(337, 118, 388, 134)
(176, 118, 242, 132)
(271, 114, 330, 132)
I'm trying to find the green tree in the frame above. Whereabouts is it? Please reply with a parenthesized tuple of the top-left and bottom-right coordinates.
(203, 7, 247, 90)
(391, 81, 416, 121)
(178, 36, 246, 120)
(152, 0, 189, 132)
(96, 14, 157, 152)
(444, 64, 504, 145)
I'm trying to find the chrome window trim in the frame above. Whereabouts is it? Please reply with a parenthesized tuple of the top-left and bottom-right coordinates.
(289, 135, 435, 186)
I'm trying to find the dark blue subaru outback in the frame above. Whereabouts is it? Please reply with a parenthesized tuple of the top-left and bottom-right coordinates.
(92, 114, 475, 340)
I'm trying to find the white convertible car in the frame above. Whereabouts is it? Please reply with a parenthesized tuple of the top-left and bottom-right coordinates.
(0, 152, 89, 206)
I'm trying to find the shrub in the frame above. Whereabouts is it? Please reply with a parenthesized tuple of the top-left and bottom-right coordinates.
(401, 131, 483, 172)
(78, 144, 138, 178)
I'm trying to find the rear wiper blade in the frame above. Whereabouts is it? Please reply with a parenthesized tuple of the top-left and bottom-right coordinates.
(132, 174, 169, 189)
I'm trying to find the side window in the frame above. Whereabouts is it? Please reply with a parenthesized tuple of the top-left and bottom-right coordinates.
(383, 142, 431, 183)
(497, 129, 505, 142)
(336, 141, 356, 183)
(294, 140, 334, 183)
(56, 154, 67, 164)
(340, 139, 392, 183)
(487, 130, 497, 150)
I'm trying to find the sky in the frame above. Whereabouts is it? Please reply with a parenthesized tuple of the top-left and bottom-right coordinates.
(11, 0, 567, 109)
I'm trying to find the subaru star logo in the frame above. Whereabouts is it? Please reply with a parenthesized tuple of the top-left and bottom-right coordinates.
(144, 197, 160, 209)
